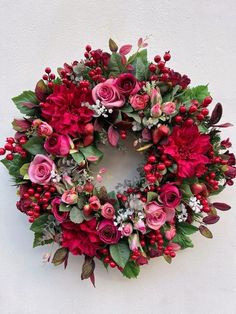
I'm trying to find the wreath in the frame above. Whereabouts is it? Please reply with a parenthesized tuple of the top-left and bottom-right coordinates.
(1, 38, 235, 285)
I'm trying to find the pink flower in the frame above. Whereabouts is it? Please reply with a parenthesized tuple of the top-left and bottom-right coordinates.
(162, 102, 176, 115)
(97, 219, 121, 244)
(150, 88, 161, 105)
(160, 183, 181, 209)
(44, 133, 71, 157)
(61, 188, 78, 205)
(37, 121, 53, 137)
(89, 196, 101, 211)
(134, 220, 146, 234)
(151, 103, 162, 117)
(128, 234, 139, 251)
(101, 202, 115, 219)
(165, 225, 176, 240)
(28, 154, 55, 185)
(130, 94, 149, 111)
(51, 197, 68, 223)
(122, 223, 133, 237)
(145, 201, 166, 230)
(92, 79, 125, 108)
(114, 73, 140, 96)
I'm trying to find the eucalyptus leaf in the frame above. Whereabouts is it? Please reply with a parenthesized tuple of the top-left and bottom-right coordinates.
(109, 241, 130, 268)
(69, 207, 84, 224)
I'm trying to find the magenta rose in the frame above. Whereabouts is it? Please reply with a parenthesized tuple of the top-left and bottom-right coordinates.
(97, 219, 121, 244)
(122, 223, 133, 237)
(89, 196, 101, 211)
(92, 79, 125, 108)
(130, 94, 149, 111)
(160, 183, 181, 209)
(162, 102, 176, 115)
(101, 202, 115, 219)
(145, 201, 166, 230)
(51, 197, 68, 223)
(114, 73, 140, 96)
(44, 133, 71, 157)
(28, 154, 55, 185)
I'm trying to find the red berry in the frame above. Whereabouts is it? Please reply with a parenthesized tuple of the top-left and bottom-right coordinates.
(42, 74, 48, 80)
(196, 113, 204, 121)
(85, 45, 92, 52)
(157, 163, 166, 171)
(7, 137, 15, 144)
(34, 193, 40, 199)
(149, 64, 156, 72)
(34, 205, 40, 211)
(150, 239, 156, 245)
(189, 105, 197, 114)
(170, 251, 176, 258)
(6, 154, 14, 160)
(157, 61, 165, 69)
(49, 186, 56, 193)
(44, 192, 51, 198)
(45, 67, 51, 74)
(201, 108, 209, 116)
(49, 73, 55, 80)
(4, 143, 13, 151)
(144, 164, 152, 172)
(154, 55, 161, 63)
(185, 118, 194, 127)
(148, 155, 157, 163)
(175, 115, 183, 123)
(202, 96, 212, 107)
(104, 257, 110, 263)
(23, 193, 30, 199)
(109, 261, 116, 268)
(179, 105, 186, 114)
(140, 240, 145, 247)
(163, 52, 171, 61)
(28, 217, 35, 223)
(0, 148, 6, 155)
(28, 188, 35, 196)
(120, 133, 127, 140)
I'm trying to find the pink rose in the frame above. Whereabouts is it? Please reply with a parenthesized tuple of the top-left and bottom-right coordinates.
(101, 202, 115, 219)
(130, 94, 149, 111)
(51, 197, 68, 223)
(44, 133, 71, 157)
(151, 103, 162, 117)
(122, 223, 133, 237)
(97, 219, 121, 244)
(150, 88, 162, 105)
(28, 154, 55, 185)
(128, 234, 139, 251)
(162, 102, 176, 115)
(92, 79, 125, 108)
(38, 121, 53, 137)
(165, 225, 176, 240)
(61, 188, 78, 205)
(160, 183, 181, 209)
(89, 195, 101, 211)
(114, 73, 140, 96)
(145, 201, 166, 230)
(134, 220, 146, 234)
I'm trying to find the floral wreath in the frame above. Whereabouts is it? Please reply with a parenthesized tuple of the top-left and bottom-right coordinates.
(1, 38, 235, 286)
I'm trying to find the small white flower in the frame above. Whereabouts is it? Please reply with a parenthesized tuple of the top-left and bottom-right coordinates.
(189, 196, 203, 213)
(177, 204, 188, 222)
(132, 121, 142, 132)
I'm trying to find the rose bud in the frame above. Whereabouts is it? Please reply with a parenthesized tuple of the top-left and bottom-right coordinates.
(122, 223, 133, 237)
(134, 220, 146, 234)
(84, 123, 94, 135)
(165, 225, 176, 240)
(83, 134, 94, 147)
(88, 195, 101, 211)
(38, 121, 53, 137)
(61, 188, 78, 205)
(83, 204, 92, 216)
(83, 182, 94, 193)
(191, 183, 204, 195)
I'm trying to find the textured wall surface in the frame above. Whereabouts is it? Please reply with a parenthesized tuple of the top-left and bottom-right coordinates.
(0, 1, 236, 314)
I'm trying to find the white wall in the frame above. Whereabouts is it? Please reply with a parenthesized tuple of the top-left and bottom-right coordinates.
(0, 1, 236, 314)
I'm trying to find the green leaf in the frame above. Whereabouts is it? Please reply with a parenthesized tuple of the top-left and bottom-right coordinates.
(125, 112, 141, 123)
(172, 233, 193, 249)
(69, 206, 84, 224)
(1, 155, 27, 177)
(23, 137, 46, 155)
(130, 49, 149, 81)
(147, 192, 158, 202)
(109, 241, 130, 268)
(121, 104, 134, 113)
(33, 233, 53, 248)
(180, 183, 193, 199)
(199, 225, 213, 239)
(19, 163, 30, 177)
(178, 85, 210, 103)
(52, 248, 68, 266)
(80, 145, 103, 163)
(122, 261, 140, 279)
(108, 52, 124, 76)
(71, 152, 84, 164)
(198, 124, 209, 134)
(12, 91, 38, 116)
(59, 203, 72, 212)
(30, 214, 51, 233)
(176, 222, 198, 235)
(107, 190, 119, 210)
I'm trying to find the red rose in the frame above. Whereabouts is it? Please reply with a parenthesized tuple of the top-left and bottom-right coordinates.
(97, 219, 121, 244)
(44, 133, 71, 156)
(114, 73, 140, 96)
(61, 218, 102, 257)
(41, 84, 94, 137)
(160, 183, 181, 209)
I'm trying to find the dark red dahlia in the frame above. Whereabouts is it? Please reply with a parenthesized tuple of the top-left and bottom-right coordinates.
(163, 125, 210, 178)
(61, 218, 102, 257)
(41, 84, 94, 137)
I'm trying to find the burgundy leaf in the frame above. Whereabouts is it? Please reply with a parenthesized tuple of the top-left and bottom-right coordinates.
(94, 119, 103, 131)
(35, 79, 50, 101)
(209, 103, 222, 125)
(119, 44, 132, 55)
(12, 118, 31, 132)
(81, 256, 95, 280)
(212, 123, 233, 128)
(203, 215, 220, 224)
(212, 202, 231, 211)
(89, 273, 96, 288)
(108, 125, 119, 146)
(115, 120, 133, 130)
(22, 102, 38, 109)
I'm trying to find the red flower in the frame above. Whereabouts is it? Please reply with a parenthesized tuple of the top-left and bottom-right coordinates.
(163, 125, 210, 178)
(41, 84, 94, 137)
(61, 218, 102, 257)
